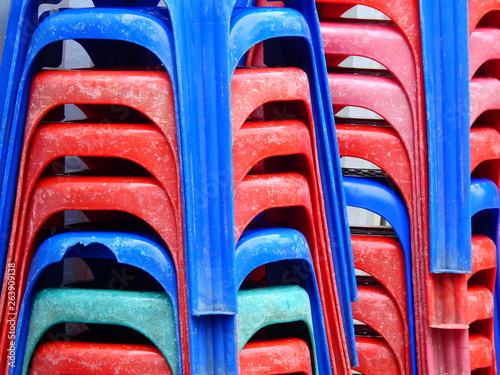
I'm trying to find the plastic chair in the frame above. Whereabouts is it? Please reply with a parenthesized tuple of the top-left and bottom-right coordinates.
(228, 21, 356, 367)
(321, 21, 417, 112)
(470, 127, 500, 174)
(236, 285, 318, 374)
(23, 289, 177, 374)
(469, 27, 500, 77)
(239, 338, 312, 375)
(29, 342, 173, 375)
(469, 0, 500, 31)
(336, 124, 413, 206)
(470, 77, 500, 125)
(352, 286, 408, 374)
(12, 231, 180, 375)
(351, 235, 408, 336)
(329, 73, 415, 162)
(1, 177, 188, 375)
(354, 337, 400, 375)
(469, 333, 494, 371)
(234, 228, 332, 374)
(343, 176, 416, 374)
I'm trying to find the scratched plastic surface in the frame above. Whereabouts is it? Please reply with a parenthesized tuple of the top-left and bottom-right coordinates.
(237, 285, 318, 374)
(23, 289, 178, 374)
(12, 231, 180, 375)
(239, 338, 313, 375)
(29, 341, 173, 375)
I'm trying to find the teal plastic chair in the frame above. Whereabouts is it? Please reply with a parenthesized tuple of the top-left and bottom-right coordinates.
(237, 285, 318, 375)
(23, 289, 178, 375)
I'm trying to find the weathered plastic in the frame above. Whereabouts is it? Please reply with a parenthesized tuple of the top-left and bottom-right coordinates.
(29, 342, 173, 375)
(1, 177, 188, 375)
(352, 286, 408, 374)
(23, 289, 177, 374)
(337, 125, 413, 206)
(343, 176, 415, 374)
(11, 231, 180, 375)
(234, 228, 331, 374)
(236, 285, 318, 374)
(354, 337, 400, 375)
(239, 338, 313, 375)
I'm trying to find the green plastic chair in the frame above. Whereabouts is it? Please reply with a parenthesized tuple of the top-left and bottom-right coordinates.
(237, 285, 318, 375)
(23, 289, 178, 375)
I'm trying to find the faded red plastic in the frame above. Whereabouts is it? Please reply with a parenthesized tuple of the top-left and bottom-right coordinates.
(351, 235, 408, 338)
(470, 28, 500, 76)
(469, 0, 500, 32)
(238, 338, 312, 375)
(329, 73, 415, 162)
(337, 125, 413, 205)
(321, 22, 417, 112)
(354, 337, 400, 375)
(467, 235, 497, 373)
(29, 341, 173, 375)
(0, 70, 189, 374)
(232, 68, 348, 372)
(469, 333, 494, 371)
(352, 286, 408, 374)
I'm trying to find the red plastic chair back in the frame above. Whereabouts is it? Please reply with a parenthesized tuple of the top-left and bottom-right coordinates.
(354, 337, 400, 375)
(352, 286, 409, 374)
(337, 125, 413, 205)
(239, 338, 313, 375)
(29, 341, 173, 375)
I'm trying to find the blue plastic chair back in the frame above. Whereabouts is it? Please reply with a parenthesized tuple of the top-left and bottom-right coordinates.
(235, 228, 331, 374)
(11, 231, 180, 375)
(343, 176, 416, 375)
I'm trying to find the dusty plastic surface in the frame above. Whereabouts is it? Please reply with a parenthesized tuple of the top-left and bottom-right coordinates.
(237, 285, 318, 374)
(12, 231, 180, 375)
(24, 289, 177, 374)
(29, 341, 173, 375)
(239, 338, 313, 375)
(354, 337, 399, 375)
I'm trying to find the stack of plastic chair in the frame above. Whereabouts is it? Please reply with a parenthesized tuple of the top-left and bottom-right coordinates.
(467, 3, 500, 371)
(0, 1, 355, 375)
(314, 1, 424, 373)
(0, 3, 190, 374)
(227, 1, 355, 372)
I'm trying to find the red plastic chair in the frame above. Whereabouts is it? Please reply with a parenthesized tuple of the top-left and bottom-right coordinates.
(315, 0, 421, 56)
(25, 122, 180, 222)
(321, 21, 417, 111)
(469, 333, 494, 371)
(466, 235, 496, 373)
(469, 28, 500, 77)
(231, 68, 314, 134)
(470, 77, 500, 126)
(1, 176, 188, 373)
(238, 338, 313, 375)
(354, 337, 400, 375)
(29, 341, 173, 375)
(232, 120, 314, 186)
(329, 73, 415, 162)
(336, 125, 413, 205)
(469, 0, 500, 32)
(351, 235, 408, 334)
(352, 286, 408, 374)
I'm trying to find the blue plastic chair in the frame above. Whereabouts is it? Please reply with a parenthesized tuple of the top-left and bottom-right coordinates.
(235, 228, 331, 374)
(11, 231, 180, 375)
(343, 176, 416, 375)
(227, 7, 356, 364)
